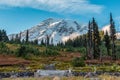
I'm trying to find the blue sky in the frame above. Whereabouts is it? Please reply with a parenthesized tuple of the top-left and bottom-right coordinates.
(0, 0, 120, 34)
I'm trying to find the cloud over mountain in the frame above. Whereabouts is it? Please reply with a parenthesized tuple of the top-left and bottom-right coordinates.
(0, 0, 104, 14)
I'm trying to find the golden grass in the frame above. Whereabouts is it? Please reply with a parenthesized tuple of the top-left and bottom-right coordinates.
(99, 75, 120, 80)
(3, 75, 120, 80)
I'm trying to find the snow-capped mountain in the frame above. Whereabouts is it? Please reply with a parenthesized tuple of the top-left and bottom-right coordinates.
(8, 18, 87, 44)
(102, 25, 110, 35)
(102, 25, 120, 39)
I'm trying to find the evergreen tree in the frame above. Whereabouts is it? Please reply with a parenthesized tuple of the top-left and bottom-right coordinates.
(15, 34, 18, 43)
(87, 21, 93, 59)
(33, 39, 38, 45)
(22, 39, 25, 44)
(41, 39, 45, 45)
(104, 31, 111, 56)
(26, 30, 29, 43)
(84, 34, 88, 59)
(92, 18, 101, 59)
(10, 35, 14, 43)
(0, 30, 2, 41)
(99, 31, 104, 41)
(19, 32, 22, 42)
(51, 38, 53, 45)
(73, 37, 79, 47)
(46, 35, 50, 46)
(110, 13, 116, 60)
(0, 29, 9, 42)
(65, 39, 73, 47)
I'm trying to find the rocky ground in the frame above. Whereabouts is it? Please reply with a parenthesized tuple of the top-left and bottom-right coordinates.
(1, 71, 120, 79)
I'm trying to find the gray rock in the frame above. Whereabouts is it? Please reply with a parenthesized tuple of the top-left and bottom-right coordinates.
(84, 72, 98, 78)
(44, 64, 56, 70)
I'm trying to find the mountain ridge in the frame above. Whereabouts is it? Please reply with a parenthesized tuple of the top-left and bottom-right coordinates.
(8, 18, 87, 44)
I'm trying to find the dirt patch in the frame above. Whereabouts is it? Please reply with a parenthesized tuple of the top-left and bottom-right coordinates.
(55, 52, 81, 62)
(0, 55, 30, 66)
(39, 52, 81, 63)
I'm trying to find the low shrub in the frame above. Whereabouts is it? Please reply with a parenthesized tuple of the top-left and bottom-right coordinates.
(71, 57, 85, 67)
(42, 49, 59, 56)
(16, 45, 40, 59)
(0, 42, 10, 54)
(66, 47, 75, 52)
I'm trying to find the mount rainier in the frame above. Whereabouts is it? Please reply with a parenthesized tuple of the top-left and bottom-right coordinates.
(8, 18, 87, 44)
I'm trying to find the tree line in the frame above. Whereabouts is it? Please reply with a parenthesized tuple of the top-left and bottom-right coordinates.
(64, 13, 117, 60)
(87, 13, 116, 60)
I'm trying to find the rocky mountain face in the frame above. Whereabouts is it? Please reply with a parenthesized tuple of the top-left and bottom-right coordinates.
(8, 18, 87, 44)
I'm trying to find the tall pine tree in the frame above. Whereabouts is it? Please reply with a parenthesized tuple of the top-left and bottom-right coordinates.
(92, 18, 101, 59)
(26, 30, 29, 43)
(19, 32, 22, 43)
(46, 35, 50, 46)
(110, 13, 116, 60)
(0, 29, 9, 42)
(15, 34, 19, 43)
(87, 21, 93, 59)
(104, 31, 111, 56)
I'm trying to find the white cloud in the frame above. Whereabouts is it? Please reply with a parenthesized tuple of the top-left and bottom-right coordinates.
(0, 0, 104, 14)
